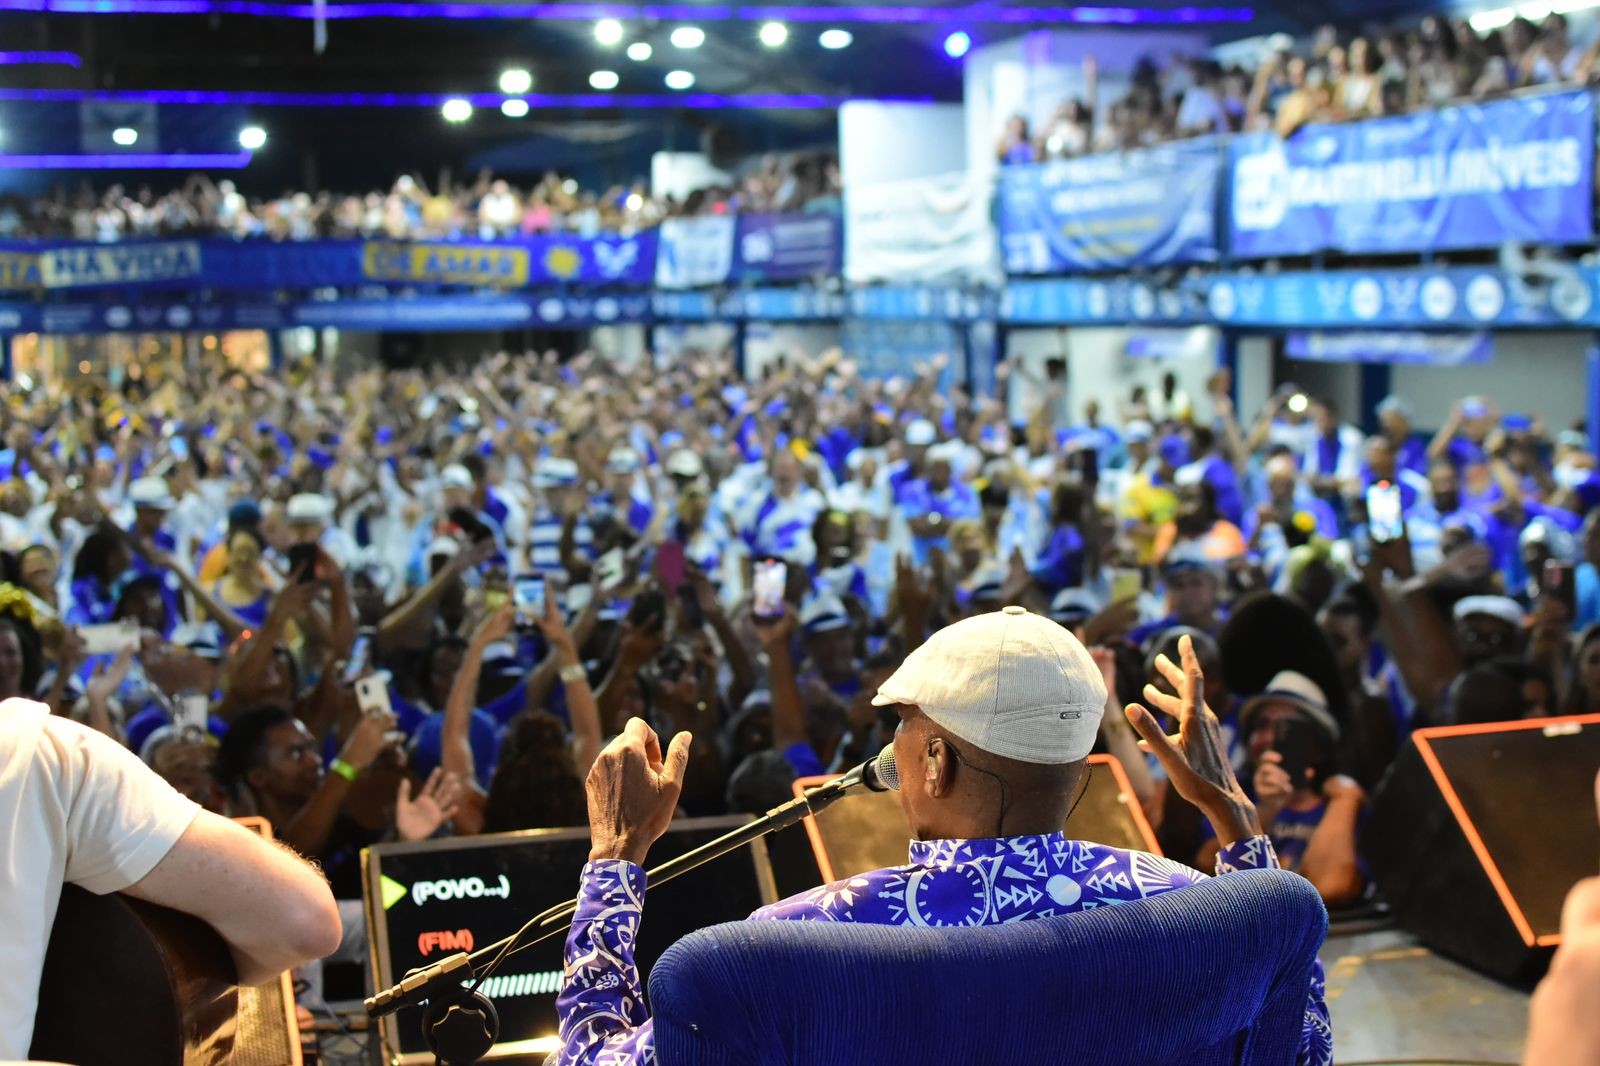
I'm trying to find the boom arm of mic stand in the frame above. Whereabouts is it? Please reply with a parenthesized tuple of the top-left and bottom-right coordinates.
(364, 777, 852, 1018)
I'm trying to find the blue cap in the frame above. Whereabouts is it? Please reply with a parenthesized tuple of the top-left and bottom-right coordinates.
(227, 499, 262, 527)
(1503, 413, 1533, 433)
(1159, 434, 1191, 468)
(1462, 398, 1489, 419)
(375, 425, 394, 445)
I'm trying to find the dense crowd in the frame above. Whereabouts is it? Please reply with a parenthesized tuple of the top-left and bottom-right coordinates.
(1000, 12, 1600, 163)
(0, 348, 1593, 940)
(0, 151, 843, 242)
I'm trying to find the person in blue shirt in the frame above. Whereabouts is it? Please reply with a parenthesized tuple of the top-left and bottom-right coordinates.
(901, 442, 980, 564)
(888, 418, 937, 506)
(1374, 395, 1430, 477)
(1575, 509, 1600, 629)
(1128, 549, 1227, 650)
(66, 526, 134, 628)
(796, 594, 862, 701)
(1030, 480, 1088, 596)
(1359, 437, 1431, 517)
(124, 475, 185, 635)
(1183, 425, 1245, 527)
(594, 447, 655, 536)
(1231, 671, 1367, 908)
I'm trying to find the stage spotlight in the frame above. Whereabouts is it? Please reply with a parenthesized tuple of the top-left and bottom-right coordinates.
(670, 25, 705, 48)
(819, 28, 852, 49)
(500, 98, 529, 117)
(627, 42, 652, 60)
(441, 98, 472, 122)
(594, 18, 623, 45)
(589, 69, 619, 90)
(759, 21, 788, 47)
(238, 125, 267, 149)
(944, 31, 971, 57)
(498, 68, 532, 94)
(111, 126, 137, 145)
(665, 69, 695, 90)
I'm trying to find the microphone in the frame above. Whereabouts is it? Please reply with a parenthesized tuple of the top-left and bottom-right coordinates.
(366, 743, 900, 1025)
(817, 742, 899, 795)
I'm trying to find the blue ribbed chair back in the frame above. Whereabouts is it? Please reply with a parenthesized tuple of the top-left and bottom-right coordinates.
(650, 867, 1326, 1066)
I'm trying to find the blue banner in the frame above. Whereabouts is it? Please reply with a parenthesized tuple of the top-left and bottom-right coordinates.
(1002, 277, 1201, 325)
(1229, 89, 1595, 257)
(1285, 330, 1494, 365)
(999, 141, 1221, 273)
(734, 213, 842, 281)
(0, 292, 655, 335)
(0, 233, 658, 292)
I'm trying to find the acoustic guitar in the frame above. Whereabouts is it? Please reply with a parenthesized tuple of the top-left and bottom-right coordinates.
(29, 883, 240, 1066)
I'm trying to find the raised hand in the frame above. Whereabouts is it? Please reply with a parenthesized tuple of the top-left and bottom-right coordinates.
(531, 579, 578, 658)
(1252, 751, 1293, 830)
(1124, 633, 1262, 845)
(473, 604, 516, 646)
(338, 705, 396, 776)
(395, 768, 464, 842)
(585, 718, 692, 866)
(86, 645, 136, 706)
(752, 603, 796, 652)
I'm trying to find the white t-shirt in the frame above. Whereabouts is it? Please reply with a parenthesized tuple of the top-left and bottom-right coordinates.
(0, 698, 199, 1058)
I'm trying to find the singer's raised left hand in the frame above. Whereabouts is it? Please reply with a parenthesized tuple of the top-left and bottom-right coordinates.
(586, 718, 693, 866)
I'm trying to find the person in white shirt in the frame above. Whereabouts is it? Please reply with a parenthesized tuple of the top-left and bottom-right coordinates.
(0, 697, 341, 1059)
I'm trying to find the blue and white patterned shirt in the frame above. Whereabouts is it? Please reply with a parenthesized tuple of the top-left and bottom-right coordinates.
(552, 832, 1331, 1066)
(738, 486, 825, 566)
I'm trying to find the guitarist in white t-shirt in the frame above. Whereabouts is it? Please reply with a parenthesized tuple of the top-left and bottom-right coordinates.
(0, 696, 342, 1060)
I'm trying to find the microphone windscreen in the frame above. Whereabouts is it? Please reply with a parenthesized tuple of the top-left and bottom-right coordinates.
(874, 743, 900, 792)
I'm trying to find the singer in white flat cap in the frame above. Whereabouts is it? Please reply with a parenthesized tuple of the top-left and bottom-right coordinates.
(552, 608, 1332, 1066)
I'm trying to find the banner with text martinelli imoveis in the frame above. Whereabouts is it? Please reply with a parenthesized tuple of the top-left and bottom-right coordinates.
(998, 140, 1222, 273)
(1229, 88, 1594, 257)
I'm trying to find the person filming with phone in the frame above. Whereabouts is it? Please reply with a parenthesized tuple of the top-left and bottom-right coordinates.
(1212, 671, 1367, 909)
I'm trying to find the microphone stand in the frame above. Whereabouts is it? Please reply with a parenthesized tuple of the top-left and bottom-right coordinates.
(366, 755, 891, 1062)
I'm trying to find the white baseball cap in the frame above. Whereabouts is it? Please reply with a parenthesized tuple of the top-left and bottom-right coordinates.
(534, 457, 580, 489)
(666, 450, 704, 479)
(872, 606, 1106, 765)
(607, 447, 642, 475)
(1452, 594, 1524, 629)
(285, 493, 332, 524)
(905, 419, 938, 447)
(440, 463, 475, 490)
(800, 593, 851, 635)
(128, 476, 175, 511)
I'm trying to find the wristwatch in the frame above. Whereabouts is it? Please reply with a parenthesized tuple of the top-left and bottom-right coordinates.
(559, 663, 588, 685)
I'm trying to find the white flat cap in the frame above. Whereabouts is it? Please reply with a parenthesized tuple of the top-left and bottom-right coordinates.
(873, 605, 1106, 764)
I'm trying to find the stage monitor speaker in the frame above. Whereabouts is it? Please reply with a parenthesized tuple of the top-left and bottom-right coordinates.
(1362, 714, 1600, 984)
(794, 753, 1161, 884)
(232, 816, 306, 1066)
(362, 815, 779, 1064)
